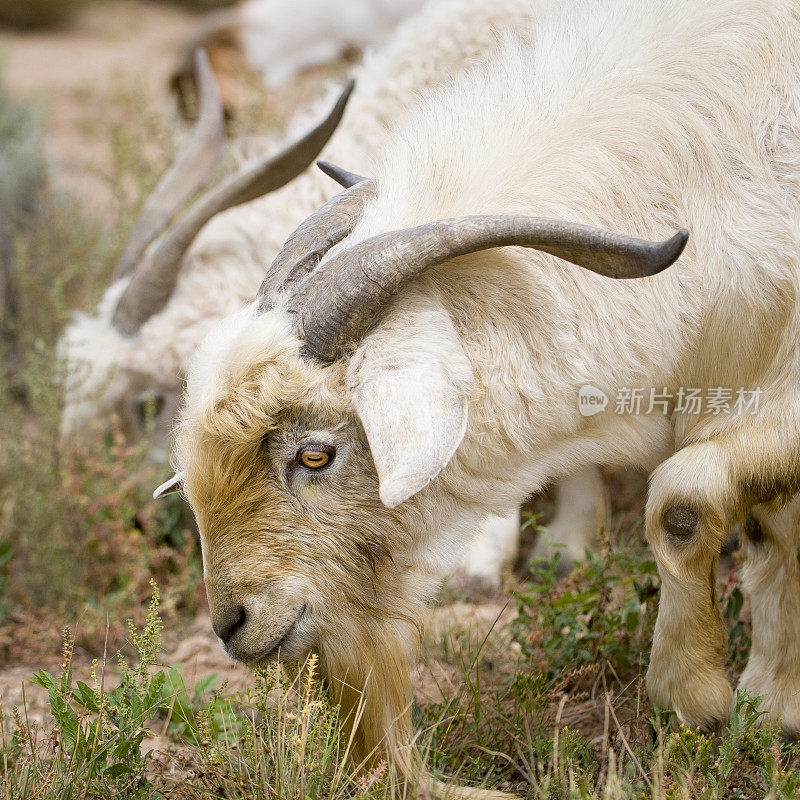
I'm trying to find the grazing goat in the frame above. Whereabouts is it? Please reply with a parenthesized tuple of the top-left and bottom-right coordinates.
(172, 0, 800, 790)
(171, 0, 426, 114)
(62, 0, 607, 588)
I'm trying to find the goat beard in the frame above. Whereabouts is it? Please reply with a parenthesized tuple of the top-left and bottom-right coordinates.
(318, 608, 421, 776)
(318, 611, 519, 800)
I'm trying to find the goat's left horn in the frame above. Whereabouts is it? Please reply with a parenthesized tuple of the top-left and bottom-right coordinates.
(256, 177, 376, 311)
(317, 160, 367, 189)
(290, 215, 689, 362)
(111, 79, 355, 336)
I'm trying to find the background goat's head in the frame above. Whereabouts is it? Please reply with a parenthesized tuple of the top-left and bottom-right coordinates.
(59, 52, 353, 459)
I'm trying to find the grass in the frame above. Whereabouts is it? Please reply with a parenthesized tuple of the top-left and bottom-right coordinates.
(3, 545, 800, 799)
(1, 583, 394, 799)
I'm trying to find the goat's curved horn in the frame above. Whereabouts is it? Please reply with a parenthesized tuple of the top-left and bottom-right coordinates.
(291, 215, 689, 362)
(114, 50, 225, 280)
(256, 178, 376, 311)
(112, 79, 355, 336)
(317, 160, 368, 189)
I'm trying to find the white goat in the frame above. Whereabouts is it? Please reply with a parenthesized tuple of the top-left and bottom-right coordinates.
(172, 0, 800, 790)
(62, 0, 607, 589)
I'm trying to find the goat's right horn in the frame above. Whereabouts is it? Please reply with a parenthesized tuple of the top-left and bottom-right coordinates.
(291, 215, 689, 362)
(114, 49, 225, 280)
(112, 79, 355, 336)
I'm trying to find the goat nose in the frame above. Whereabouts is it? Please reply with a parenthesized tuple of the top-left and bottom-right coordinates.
(213, 606, 247, 644)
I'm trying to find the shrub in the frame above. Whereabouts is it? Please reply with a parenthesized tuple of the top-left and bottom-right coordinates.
(512, 526, 660, 679)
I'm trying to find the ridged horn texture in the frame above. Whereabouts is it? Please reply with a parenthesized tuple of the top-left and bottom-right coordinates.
(114, 50, 225, 280)
(256, 178, 376, 311)
(316, 160, 368, 189)
(289, 215, 689, 362)
(111, 79, 355, 336)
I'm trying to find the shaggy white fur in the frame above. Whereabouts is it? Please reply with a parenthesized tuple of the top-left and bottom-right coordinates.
(239, 0, 426, 89)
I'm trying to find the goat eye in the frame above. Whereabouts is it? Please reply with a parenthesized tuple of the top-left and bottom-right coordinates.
(297, 445, 335, 470)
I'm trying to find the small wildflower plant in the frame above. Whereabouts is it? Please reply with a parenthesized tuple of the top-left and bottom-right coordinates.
(2, 583, 164, 797)
(513, 527, 660, 678)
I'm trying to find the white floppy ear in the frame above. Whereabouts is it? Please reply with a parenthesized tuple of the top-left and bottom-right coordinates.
(347, 300, 473, 508)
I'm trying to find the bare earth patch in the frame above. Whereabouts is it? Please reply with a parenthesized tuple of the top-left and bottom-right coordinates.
(1, 1, 197, 211)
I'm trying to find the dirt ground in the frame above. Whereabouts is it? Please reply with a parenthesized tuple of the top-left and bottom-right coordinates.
(1, 2, 199, 212)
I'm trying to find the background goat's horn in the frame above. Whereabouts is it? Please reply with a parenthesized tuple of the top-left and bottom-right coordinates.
(317, 160, 367, 189)
(290, 215, 689, 362)
(112, 79, 355, 336)
(114, 49, 225, 280)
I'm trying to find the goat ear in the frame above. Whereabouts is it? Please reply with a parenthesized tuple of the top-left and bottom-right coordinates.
(347, 303, 472, 508)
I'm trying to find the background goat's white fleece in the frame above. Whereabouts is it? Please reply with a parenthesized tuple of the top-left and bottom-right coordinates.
(239, 0, 427, 89)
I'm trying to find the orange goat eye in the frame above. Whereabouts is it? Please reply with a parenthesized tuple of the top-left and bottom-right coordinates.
(298, 448, 333, 469)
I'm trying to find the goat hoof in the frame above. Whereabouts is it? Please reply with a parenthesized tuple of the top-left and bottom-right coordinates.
(648, 663, 732, 733)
